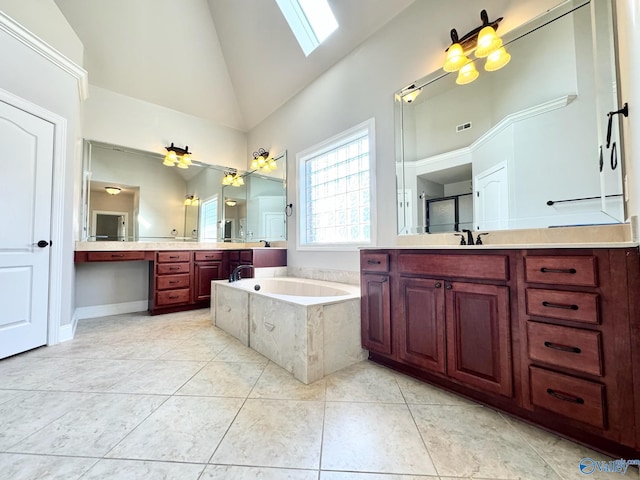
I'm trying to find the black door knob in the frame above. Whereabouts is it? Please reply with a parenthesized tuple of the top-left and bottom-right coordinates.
(37, 240, 49, 248)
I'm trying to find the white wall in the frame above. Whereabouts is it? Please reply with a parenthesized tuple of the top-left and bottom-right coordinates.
(247, 0, 562, 272)
(84, 85, 248, 171)
(0, 2, 84, 330)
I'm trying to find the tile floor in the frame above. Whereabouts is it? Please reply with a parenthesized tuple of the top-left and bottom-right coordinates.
(0, 309, 622, 480)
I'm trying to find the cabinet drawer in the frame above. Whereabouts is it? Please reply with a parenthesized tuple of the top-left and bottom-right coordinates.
(157, 263, 191, 275)
(156, 274, 190, 290)
(398, 254, 508, 281)
(240, 250, 253, 262)
(194, 251, 223, 262)
(524, 256, 597, 286)
(530, 367, 605, 429)
(525, 289, 599, 325)
(527, 322, 602, 376)
(156, 289, 190, 306)
(361, 253, 389, 273)
(157, 251, 190, 263)
(86, 251, 146, 262)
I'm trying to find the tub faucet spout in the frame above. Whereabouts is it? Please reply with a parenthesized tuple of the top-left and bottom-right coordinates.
(230, 264, 254, 282)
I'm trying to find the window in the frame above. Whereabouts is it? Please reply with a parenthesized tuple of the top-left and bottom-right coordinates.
(275, 0, 338, 56)
(298, 118, 375, 249)
(199, 196, 218, 241)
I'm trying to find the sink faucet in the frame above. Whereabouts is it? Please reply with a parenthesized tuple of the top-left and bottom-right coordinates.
(461, 229, 475, 246)
(259, 240, 271, 247)
(229, 264, 254, 282)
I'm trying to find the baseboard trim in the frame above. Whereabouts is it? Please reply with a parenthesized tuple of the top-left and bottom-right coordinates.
(75, 300, 149, 320)
(58, 313, 78, 343)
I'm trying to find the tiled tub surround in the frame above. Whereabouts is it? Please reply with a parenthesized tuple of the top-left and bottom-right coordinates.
(211, 277, 366, 384)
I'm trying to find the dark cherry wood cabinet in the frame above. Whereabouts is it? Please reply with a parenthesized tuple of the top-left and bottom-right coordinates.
(75, 247, 287, 315)
(360, 247, 640, 458)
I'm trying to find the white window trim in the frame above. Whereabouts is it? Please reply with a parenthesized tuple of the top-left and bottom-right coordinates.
(199, 194, 219, 242)
(296, 118, 377, 251)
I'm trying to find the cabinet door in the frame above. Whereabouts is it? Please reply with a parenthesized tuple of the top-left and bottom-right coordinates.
(445, 282, 513, 397)
(194, 262, 223, 302)
(361, 274, 391, 355)
(398, 277, 446, 373)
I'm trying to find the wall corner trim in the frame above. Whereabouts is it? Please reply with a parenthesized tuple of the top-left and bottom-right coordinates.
(0, 11, 88, 100)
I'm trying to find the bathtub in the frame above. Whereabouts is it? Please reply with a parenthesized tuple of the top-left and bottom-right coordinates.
(211, 277, 366, 384)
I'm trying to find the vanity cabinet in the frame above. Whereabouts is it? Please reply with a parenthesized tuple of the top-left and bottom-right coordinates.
(150, 251, 194, 313)
(193, 251, 225, 302)
(361, 247, 640, 458)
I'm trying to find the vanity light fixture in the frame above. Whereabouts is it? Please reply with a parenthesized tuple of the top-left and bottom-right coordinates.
(401, 84, 421, 103)
(443, 9, 511, 85)
(222, 169, 245, 187)
(104, 186, 121, 195)
(184, 194, 199, 206)
(251, 148, 278, 173)
(163, 143, 192, 169)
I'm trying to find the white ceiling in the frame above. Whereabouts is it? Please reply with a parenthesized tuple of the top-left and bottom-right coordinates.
(53, 0, 415, 132)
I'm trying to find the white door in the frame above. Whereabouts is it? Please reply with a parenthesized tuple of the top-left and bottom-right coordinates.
(474, 163, 508, 231)
(263, 212, 285, 239)
(0, 100, 54, 359)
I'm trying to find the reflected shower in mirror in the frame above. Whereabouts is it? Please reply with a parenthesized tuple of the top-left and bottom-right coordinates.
(396, 0, 625, 235)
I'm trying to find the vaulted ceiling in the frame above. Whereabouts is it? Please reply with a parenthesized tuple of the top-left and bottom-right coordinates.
(53, 0, 415, 132)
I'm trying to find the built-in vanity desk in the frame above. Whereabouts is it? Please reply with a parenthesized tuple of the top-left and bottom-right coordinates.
(361, 228, 640, 458)
(75, 243, 286, 315)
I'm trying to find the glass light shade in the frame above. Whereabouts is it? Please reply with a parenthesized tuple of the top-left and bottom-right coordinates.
(184, 198, 192, 206)
(456, 62, 479, 85)
(222, 174, 234, 185)
(163, 153, 176, 166)
(268, 159, 277, 170)
(225, 199, 237, 207)
(475, 26, 502, 58)
(104, 186, 121, 195)
(258, 156, 266, 167)
(180, 153, 192, 165)
(443, 43, 469, 72)
(235, 176, 244, 186)
(402, 89, 421, 103)
(250, 158, 259, 170)
(484, 46, 511, 71)
(176, 160, 188, 169)
(262, 164, 271, 172)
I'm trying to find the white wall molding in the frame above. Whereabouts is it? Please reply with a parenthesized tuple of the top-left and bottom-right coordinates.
(414, 95, 578, 170)
(75, 301, 149, 320)
(0, 11, 88, 100)
(58, 313, 78, 343)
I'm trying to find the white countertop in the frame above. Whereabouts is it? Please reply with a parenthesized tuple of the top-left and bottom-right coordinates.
(362, 242, 638, 250)
(75, 241, 286, 251)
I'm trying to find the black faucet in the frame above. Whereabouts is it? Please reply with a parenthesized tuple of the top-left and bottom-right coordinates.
(461, 229, 475, 246)
(229, 264, 254, 282)
(259, 240, 271, 247)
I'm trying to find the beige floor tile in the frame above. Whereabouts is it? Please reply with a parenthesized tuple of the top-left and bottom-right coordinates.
(503, 415, 618, 480)
(0, 356, 80, 389)
(409, 404, 560, 479)
(106, 395, 243, 463)
(322, 402, 437, 475)
(321, 472, 437, 479)
(82, 458, 206, 480)
(202, 465, 318, 479)
(176, 361, 264, 397)
(0, 391, 93, 450)
(394, 372, 477, 406)
(0, 453, 98, 480)
(9, 393, 167, 456)
(325, 361, 404, 403)
(160, 337, 231, 361)
(0, 389, 28, 406)
(250, 361, 326, 401)
(107, 360, 206, 394)
(214, 339, 270, 364)
(41, 358, 149, 392)
(210, 398, 324, 469)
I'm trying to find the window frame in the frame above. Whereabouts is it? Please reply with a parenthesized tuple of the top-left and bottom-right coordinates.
(199, 194, 219, 242)
(296, 118, 376, 251)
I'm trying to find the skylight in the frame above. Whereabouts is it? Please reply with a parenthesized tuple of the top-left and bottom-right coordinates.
(275, 0, 338, 56)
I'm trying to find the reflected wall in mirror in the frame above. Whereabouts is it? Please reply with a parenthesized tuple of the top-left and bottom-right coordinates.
(396, 0, 625, 235)
(82, 142, 287, 242)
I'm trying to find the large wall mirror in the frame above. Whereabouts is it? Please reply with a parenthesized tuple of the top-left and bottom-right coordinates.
(81, 140, 287, 242)
(396, 0, 625, 235)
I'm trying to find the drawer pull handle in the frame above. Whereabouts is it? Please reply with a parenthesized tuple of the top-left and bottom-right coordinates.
(169, 267, 179, 271)
(264, 322, 275, 331)
(445, 283, 452, 290)
(169, 256, 179, 259)
(367, 260, 382, 265)
(111, 254, 125, 258)
(169, 295, 180, 299)
(544, 341, 581, 354)
(542, 301, 579, 311)
(540, 267, 577, 274)
(435, 282, 442, 288)
(546, 388, 584, 404)
(169, 280, 179, 284)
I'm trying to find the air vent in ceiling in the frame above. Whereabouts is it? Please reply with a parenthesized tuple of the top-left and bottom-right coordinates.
(456, 122, 472, 133)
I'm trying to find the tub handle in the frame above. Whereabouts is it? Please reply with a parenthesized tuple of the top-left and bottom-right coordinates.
(264, 322, 275, 331)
